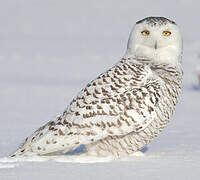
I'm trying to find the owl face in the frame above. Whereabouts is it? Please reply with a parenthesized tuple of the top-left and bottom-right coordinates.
(126, 17, 182, 65)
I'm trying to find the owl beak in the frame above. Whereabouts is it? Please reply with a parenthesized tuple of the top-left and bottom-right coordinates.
(154, 41, 158, 49)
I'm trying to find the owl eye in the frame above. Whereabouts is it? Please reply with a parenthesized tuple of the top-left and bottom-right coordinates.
(163, 31, 171, 36)
(141, 30, 150, 36)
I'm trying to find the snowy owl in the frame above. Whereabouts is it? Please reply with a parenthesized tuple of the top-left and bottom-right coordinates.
(11, 17, 183, 158)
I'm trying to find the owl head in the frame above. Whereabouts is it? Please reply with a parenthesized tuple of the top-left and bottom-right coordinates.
(125, 17, 183, 65)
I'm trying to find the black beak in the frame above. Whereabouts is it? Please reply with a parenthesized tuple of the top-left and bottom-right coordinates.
(154, 41, 158, 49)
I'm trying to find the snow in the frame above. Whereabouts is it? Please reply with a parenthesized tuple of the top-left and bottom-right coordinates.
(0, 0, 200, 179)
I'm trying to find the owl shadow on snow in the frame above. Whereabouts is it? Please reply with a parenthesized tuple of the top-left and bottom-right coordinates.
(66, 145, 148, 155)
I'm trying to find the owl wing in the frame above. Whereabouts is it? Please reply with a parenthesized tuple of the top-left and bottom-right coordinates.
(61, 60, 161, 144)
(13, 60, 161, 156)
(67, 75, 160, 136)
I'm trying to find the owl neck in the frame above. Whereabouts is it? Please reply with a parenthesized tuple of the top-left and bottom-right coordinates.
(150, 62, 183, 82)
(122, 56, 183, 85)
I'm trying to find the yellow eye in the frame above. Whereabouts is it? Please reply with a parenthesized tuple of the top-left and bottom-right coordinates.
(163, 31, 171, 36)
(141, 30, 150, 36)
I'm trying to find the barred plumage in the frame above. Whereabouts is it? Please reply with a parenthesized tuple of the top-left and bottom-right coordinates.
(11, 17, 183, 158)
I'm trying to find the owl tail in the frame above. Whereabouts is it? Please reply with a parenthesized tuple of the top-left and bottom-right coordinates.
(9, 147, 74, 158)
(9, 148, 39, 158)
(9, 115, 84, 158)
(9, 140, 81, 158)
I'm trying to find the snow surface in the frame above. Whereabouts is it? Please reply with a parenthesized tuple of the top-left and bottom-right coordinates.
(0, 0, 200, 179)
